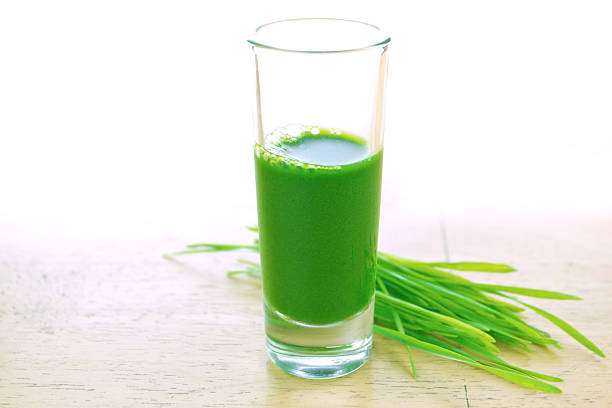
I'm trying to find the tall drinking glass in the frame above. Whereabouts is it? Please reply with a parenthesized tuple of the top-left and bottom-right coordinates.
(248, 18, 390, 379)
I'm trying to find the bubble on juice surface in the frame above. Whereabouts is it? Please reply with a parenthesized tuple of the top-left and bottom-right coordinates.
(282, 135, 298, 144)
(265, 128, 287, 147)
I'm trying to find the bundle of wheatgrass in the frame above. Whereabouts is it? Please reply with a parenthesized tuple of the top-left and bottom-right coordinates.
(165, 227, 605, 393)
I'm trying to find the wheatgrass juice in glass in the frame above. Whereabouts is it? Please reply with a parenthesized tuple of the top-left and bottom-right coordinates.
(249, 19, 390, 379)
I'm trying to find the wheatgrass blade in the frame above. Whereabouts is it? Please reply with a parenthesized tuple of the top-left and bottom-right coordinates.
(377, 277, 417, 377)
(428, 262, 516, 273)
(510, 297, 606, 358)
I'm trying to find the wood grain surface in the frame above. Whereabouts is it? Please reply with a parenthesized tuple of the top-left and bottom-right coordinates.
(1, 215, 610, 407)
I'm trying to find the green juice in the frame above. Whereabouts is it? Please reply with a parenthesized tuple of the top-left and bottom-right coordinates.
(254, 128, 383, 327)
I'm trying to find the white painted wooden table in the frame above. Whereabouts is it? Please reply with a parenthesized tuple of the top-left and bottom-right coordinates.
(1, 214, 610, 407)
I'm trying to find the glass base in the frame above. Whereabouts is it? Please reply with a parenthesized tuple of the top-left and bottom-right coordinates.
(266, 335, 372, 379)
(264, 301, 374, 379)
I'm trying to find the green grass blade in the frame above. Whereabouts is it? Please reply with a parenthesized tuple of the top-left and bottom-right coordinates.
(405, 343, 417, 378)
(164, 243, 259, 258)
(428, 262, 516, 273)
(227, 269, 261, 277)
(486, 362, 564, 383)
(517, 300, 605, 358)
(377, 277, 417, 378)
(471, 284, 582, 300)
(379, 254, 473, 284)
(476, 364, 562, 393)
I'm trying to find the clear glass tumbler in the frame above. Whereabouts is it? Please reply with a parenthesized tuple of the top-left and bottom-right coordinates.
(248, 18, 390, 379)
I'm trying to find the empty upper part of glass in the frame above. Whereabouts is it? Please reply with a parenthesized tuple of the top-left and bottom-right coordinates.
(247, 18, 390, 53)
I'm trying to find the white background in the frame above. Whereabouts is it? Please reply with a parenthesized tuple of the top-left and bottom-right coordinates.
(1, 0, 611, 241)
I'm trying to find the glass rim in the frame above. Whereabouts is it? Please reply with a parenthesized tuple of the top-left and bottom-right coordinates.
(247, 18, 391, 54)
